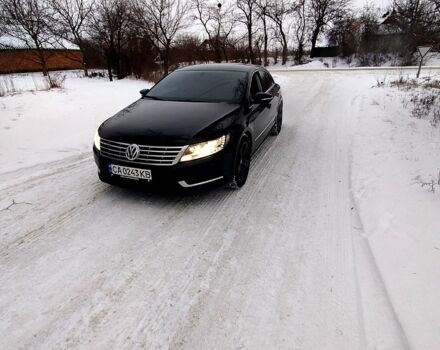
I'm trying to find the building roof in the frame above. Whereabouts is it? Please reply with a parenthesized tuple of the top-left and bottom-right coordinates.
(377, 10, 402, 35)
(0, 35, 80, 51)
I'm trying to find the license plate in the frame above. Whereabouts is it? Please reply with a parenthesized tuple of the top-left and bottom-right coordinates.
(108, 164, 152, 181)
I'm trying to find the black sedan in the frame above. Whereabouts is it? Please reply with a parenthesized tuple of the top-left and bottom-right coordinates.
(93, 64, 283, 189)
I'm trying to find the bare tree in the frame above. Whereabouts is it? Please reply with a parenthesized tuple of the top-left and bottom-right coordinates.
(89, 0, 131, 80)
(266, 0, 290, 65)
(253, 33, 263, 63)
(133, 0, 189, 74)
(308, 0, 350, 57)
(193, 0, 237, 63)
(0, 0, 54, 76)
(393, 0, 440, 45)
(48, 0, 94, 76)
(237, 0, 257, 63)
(328, 13, 360, 56)
(354, 3, 381, 63)
(0, 7, 5, 39)
(292, 0, 308, 63)
(256, 0, 270, 66)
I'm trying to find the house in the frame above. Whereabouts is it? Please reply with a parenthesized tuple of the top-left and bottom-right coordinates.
(378, 10, 402, 35)
(375, 9, 440, 52)
(371, 10, 408, 53)
(0, 35, 84, 74)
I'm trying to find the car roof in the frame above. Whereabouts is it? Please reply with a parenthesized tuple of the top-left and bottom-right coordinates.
(177, 63, 260, 73)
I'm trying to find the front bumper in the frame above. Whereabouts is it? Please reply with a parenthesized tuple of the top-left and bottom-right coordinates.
(93, 146, 234, 189)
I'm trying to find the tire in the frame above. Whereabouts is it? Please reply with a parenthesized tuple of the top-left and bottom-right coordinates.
(226, 136, 251, 189)
(270, 106, 283, 136)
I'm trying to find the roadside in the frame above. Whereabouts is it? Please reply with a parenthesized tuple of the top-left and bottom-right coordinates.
(0, 70, 439, 349)
(351, 74, 440, 350)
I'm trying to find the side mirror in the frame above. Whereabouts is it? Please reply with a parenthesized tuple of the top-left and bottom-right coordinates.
(255, 92, 273, 103)
(140, 88, 150, 98)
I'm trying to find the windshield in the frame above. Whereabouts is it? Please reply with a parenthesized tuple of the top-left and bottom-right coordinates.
(147, 70, 248, 103)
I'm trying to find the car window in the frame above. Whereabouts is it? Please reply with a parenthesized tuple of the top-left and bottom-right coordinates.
(147, 70, 248, 103)
(250, 73, 263, 100)
(260, 70, 274, 91)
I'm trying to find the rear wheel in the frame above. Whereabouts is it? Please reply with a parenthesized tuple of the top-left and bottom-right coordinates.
(227, 136, 251, 189)
(270, 106, 283, 136)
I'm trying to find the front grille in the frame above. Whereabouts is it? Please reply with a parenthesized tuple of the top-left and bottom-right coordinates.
(100, 138, 186, 166)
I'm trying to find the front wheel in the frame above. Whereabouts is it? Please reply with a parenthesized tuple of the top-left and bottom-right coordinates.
(270, 107, 283, 136)
(226, 136, 251, 189)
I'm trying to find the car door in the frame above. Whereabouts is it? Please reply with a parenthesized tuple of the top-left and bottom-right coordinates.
(259, 68, 280, 129)
(247, 71, 273, 149)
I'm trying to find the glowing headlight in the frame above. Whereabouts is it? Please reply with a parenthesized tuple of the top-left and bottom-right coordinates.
(180, 135, 227, 162)
(94, 129, 101, 151)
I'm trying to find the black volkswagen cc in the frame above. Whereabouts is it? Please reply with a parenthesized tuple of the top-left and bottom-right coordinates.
(93, 64, 283, 189)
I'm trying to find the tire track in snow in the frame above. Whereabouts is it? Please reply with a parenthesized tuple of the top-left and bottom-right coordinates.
(348, 94, 411, 350)
(169, 75, 366, 350)
(165, 76, 329, 348)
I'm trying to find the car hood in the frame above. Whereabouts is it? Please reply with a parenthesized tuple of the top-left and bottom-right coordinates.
(99, 99, 240, 145)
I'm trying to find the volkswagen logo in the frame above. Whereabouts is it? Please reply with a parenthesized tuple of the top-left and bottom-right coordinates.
(125, 144, 140, 161)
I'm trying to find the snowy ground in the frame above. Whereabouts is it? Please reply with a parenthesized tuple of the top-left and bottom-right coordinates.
(0, 72, 151, 174)
(1, 69, 439, 349)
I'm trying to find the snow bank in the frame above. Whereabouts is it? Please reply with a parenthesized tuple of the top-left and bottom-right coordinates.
(0, 72, 152, 174)
(351, 76, 440, 350)
(426, 52, 440, 66)
(267, 52, 440, 71)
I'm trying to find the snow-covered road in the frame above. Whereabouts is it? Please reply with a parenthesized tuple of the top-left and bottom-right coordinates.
(1, 71, 439, 349)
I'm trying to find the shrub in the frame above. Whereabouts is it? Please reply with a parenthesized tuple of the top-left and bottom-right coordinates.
(388, 75, 440, 127)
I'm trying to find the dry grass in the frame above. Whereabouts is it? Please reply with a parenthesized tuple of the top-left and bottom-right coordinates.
(0, 77, 18, 96)
(387, 75, 440, 127)
(412, 171, 440, 193)
(0, 73, 66, 97)
(409, 93, 439, 126)
(389, 76, 419, 89)
(424, 80, 440, 89)
(389, 75, 440, 90)
(47, 74, 66, 89)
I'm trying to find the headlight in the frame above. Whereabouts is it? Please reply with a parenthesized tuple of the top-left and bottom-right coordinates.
(94, 129, 101, 151)
(180, 135, 227, 162)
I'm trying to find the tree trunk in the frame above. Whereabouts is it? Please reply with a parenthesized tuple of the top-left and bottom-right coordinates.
(164, 44, 170, 75)
(78, 41, 88, 77)
(222, 44, 228, 62)
(295, 42, 304, 64)
(115, 43, 123, 79)
(257, 45, 262, 64)
(37, 49, 49, 76)
(263, 17, 268, 66)
(281, 31, 288, 65)
(115, 51, 122, 79)
(247, 23, 254, 64)
(310, 27, 320, 58)
(115, 32, 123, 79)
(213, 36, 222, 63)
(106, 50, 113, 81)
